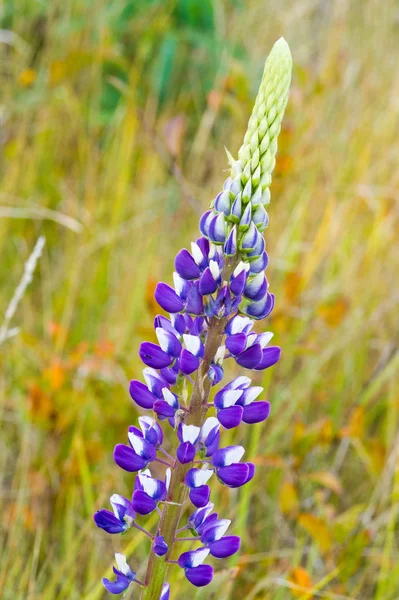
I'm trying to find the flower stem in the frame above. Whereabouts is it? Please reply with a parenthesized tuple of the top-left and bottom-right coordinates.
(140, 316, 227, 600)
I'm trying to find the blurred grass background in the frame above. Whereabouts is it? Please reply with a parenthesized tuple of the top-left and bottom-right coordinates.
(1, 0, 399, 598)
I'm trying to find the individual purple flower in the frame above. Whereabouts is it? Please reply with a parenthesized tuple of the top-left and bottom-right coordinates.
(200, 518, 241, 558)
(198, 417, 220, 456)
(153, 535, 168, 556)
(102, 553, 137, 595)
(94, 494, 136, 534)
(211, 446, 255, 488)
(178, 548, 214, 587)
(113, 428, 156, 473)
(177, 424, 200, 464)
(132, 469, 167, 515)
(185, 468, 213, 507)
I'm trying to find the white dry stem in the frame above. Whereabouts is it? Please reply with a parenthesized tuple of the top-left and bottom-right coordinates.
(0, 236, 46, 345)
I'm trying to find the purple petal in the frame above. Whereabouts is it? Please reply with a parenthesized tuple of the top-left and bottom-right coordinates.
(208, 364, 224, 385)
(224, 226, 237, 256)
(225, 332, 247, 356)
(235, 343, 263, 369)
(156, 328, 182, 358)
(211, 445, 244, 467)
(214, 189, 231, 215)
(171, 314, 187, 335)
(153, 400, 176, 418)
(199, 267, 218, 295)
(217, 405, 244, 429)
(132, 490, 156, 515)
(230, 269, 247, 296)
(249, 251, 269, 274)
(139, 342, 173, 369)
(199, 210, 214, 238)
(242, 401, 271, 424)
(94, 510, 126, 534)
(160, 364, 179, 385)
(160, 583, 170, 600)
(209, 536, 241, 558)
(185, 565, 214, 587)
(244, 462, 255, 484)
(209, 213, 226, 244)
(244, 273, 267, 301)
(217, 463, 250, 487)
(114, 445, 147, 472)
(129, 380, 157, 409)
(254, 346, 281, 371)
(102, 572, 130, 595)
(180, 349, 200, 375)
(175, 249, 201, 280)
(239, 202, 252, 230)
(155, 282, 185, 313)
(189, 485, 211, 508)
(186, 282, 204, 315)
(177, 441, 196, 464)
(243, 291, 274, 319)
(153, 535, 168, 556)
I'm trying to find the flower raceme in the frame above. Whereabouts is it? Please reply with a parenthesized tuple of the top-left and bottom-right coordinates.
(94, 38, 292, 599)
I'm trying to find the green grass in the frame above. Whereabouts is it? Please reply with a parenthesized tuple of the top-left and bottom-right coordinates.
(1, 1, 398, 598)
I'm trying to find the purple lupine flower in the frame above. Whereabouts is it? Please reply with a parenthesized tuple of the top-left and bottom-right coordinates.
(94, 38, 292, 597)
(178, 548, 214, 587)
(132, 469, 168, 515)
(94, 494, 136, 534)
(102, 553, 137, 595)
(153, 535, 168, 556)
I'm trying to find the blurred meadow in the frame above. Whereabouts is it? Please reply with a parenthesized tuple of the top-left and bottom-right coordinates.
(1, 0, 399, 598)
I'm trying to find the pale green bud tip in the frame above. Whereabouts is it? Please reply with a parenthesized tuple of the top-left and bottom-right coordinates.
(236, 38, 292, 188)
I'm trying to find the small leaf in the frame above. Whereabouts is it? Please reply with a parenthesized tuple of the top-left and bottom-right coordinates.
(297, 513, 332, 554)
(279, 481, 299, 516)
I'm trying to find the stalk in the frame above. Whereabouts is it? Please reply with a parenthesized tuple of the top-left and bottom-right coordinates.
(142, 265, 235, 600)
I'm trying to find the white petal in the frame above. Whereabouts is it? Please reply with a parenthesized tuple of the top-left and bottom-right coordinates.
(200, 417, 220, 441)
(140, 474, 158, 497)
(230, 315, 253, 335)
(245, 333, 257, 349)
(233, 261, 250, 278)
(192, 468, 213, 487)
(191, 242, 204, 266)
(223, 446, 245, 466)
(173, 272, 186, 297)
(257, 332, 274, 348)
(242, 386, 263, 406)
(165, 468, 171, 490)
(209, 519, 231, 541)
(162, 388, 177, 407)
(209, 260, 220, 280)
(183, 334, 201, 356)
(128, 432, 146, 456)
(214, 345, 225, 365)
(139, 415, 155, 430)
(181, 424, 200, 444)
(190, 548, 210, 567)
(220, 390, 242, 408)
(115, 553, 130, 576)
(156, 327, 172, 353)
(228, 376, 251, 389)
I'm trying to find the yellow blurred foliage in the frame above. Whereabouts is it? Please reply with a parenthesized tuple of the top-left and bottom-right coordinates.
(297, 513, 332, 554)
(279, 481, 299, 516)
(18, 68, 37, 87)
(289, 567, 314, 598)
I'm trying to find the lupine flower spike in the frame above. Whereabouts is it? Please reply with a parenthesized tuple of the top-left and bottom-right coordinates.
(94, 37, 292, 599)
